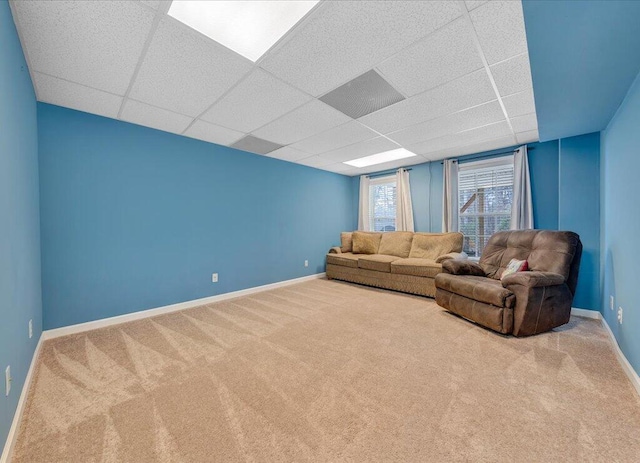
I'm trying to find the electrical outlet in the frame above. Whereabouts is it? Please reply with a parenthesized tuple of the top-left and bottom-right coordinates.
(29, 319, 33, 339)
(5, 366, 11, 396)
(618, 307, 623, 324)
(212, 273, 218, 283)
(610, 295, 614, 311)
(304, 260, 309, 267)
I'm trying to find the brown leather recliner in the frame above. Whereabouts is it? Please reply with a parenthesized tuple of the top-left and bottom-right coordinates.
(434, 230, 582, 336)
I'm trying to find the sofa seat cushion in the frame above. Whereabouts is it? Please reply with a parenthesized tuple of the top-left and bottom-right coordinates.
(357, 254, 401, 273)
(435, 274, 515, 308)
(326, 252, 359, 268)
(391, 258, 442, 278)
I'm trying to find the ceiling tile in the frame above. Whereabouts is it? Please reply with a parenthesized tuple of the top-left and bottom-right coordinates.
(183, 120, 244, 146)
(359, 69, 495, 134)
(120, 99, 192, 134)
(356, 156, 425, 175)
(139, 1, 161, 10)
(296, 155, 336, 168)
(502, 89, 536, 118)
(318, 137, 399, 163)
(320, 163, 356, 174)
(252, 100, 351, 145)
(470, 1, 528, 65)
(260, 1, 462, 96)
(408, 121, 513, 155)
(200, 69, 312, 133)
(465, 1, 488, 11)
(35, 72, 122, 119)
(12, 1, 155, 95)
(510, 113, 538, 133)
(129, 18, 253, 117)
(265, 146, 311, 162)
(387, 100, 504, 146)
(231, 135, 283, 155)
(377, 18, 483, 96)
(490, 53, 533, 97)
(290, 121, 379, 155)
(422, 135, 515, 161)
(516, 130, 540, 144)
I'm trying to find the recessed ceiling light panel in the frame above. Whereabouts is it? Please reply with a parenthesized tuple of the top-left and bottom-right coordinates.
(344, 148, 417, 168)
(168, 1, 319, 62)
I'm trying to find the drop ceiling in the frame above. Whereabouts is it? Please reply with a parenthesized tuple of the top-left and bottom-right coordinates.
(10, 0, 539, 176)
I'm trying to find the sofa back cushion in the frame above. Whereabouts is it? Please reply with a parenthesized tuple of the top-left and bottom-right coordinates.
(480, 230, 582, 290)
(340, 232, 353, 253)
(409, 232, 463, 260)
(378, 232, 414, 258)
(352, 231, 382, 254)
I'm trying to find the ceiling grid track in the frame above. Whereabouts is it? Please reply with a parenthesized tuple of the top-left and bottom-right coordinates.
(457, 0, 518, 144)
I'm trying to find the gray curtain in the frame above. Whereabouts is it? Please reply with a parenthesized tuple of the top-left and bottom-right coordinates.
(510, 145, 534, 230)
(442, 159, 458, 232)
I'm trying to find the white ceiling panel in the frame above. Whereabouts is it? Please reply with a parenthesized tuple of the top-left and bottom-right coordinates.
(377, 18, 483, 97)
(359, 69, 495, 134)
(296, 155, 335, 169)
(184, 120, 245, 146)
(12, 0, 155, 95)
(265, 146, 312, 163)
(409, 121, 513, 156)
(355, 155, 427, 175)
(35, 72, 122, 119)
(511, 113, 538, 133)
(422, 135, 515, 161)
(260, 1, 462, 97)
(290, 121, 379, 155)
(200, 69, 312, 133)
(502, 89, 536, 118)
(318, 137, 399, 163)
(139, 1, 162, 10)
(470, 1, 528, 65)
(491, 53, 534, 97)
(121, 99, 192, 135)
(387, 100, 504, 146)
(252, 100, 351, 145)
(516, 130, 540, 144)
(465, 1, 488, 11)
(320, 163, 357, 174)
(129, 18, 253, 117)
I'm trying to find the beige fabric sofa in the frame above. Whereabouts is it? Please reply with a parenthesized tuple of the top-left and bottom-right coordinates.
(326, 231, 465, 297)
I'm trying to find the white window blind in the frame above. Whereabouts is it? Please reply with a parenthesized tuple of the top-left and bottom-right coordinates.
(369, 175, 396, 232)
(458, 156, 514, 257)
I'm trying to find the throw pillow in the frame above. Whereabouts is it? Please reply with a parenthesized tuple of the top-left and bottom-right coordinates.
(352, 232, 382, 254)
(340, 232, 353, 253)
(500, 258, 529, 280)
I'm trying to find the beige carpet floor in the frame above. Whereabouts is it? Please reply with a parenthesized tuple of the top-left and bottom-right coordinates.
(12, 278, 640, 462)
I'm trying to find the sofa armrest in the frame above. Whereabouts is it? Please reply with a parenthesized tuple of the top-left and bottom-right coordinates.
(441, 259, 485, 276)
(328, 246, 342, 254)
(501, 271, 565, 288)
(435, 251, 468, 263)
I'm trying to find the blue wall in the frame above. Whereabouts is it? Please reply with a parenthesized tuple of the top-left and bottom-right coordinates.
(601, 70, 640, 375)
(38, 104, 354, 330)
(0, 0, 42, 452)
(357, 135, 600, 310)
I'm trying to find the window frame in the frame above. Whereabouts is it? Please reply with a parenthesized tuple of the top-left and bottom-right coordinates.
(368, 174, 397, 232)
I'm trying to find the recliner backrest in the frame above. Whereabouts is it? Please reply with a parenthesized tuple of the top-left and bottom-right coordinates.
(479, 230, 582, 293)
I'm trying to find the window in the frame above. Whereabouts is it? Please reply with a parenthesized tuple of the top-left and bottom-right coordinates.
(458, 156, 514, 257)
(369, 175, 396, 232)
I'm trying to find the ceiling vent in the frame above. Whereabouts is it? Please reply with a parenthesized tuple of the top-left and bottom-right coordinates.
(231, 135, 284, 154)
(320, 70, 405, 119)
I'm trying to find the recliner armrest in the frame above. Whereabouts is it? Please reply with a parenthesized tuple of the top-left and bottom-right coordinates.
(435, 251, 468, 263)
(441, 259, 485, 276)
(328, 247, 342, 254)
(501, 271, 565, 288)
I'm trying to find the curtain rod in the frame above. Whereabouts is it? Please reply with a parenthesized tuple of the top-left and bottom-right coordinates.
(366, 167, 412, 178)
(440, 146, 534, 164)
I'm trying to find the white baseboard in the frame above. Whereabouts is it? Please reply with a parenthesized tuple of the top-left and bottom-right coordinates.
(1, 335, 44, 463)
(42, 273, 326, 340)
(570, 307, 601, 319)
